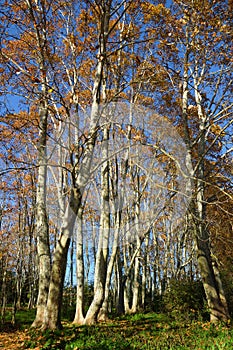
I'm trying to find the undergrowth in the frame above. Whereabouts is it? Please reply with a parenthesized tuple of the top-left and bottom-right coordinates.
(22, 313, 233, 349)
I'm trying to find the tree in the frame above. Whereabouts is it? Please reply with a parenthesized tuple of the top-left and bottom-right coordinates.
(146, 0, 232, 321)
(0, 0, 232, 328)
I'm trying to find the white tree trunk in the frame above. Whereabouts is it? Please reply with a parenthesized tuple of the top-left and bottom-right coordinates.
(73, 208, 85, 324)
(98, 215, 120, 321)
(84, 126, 110, 324)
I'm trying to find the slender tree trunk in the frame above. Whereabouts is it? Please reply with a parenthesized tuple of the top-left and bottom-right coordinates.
(73, 206, 85, 324)
(1, 268, 7, 324)
(29, 0, 52, 327)
(141, 234, 149, 309)
(130, 199, 141, 314)
(84, 126, 110, 325)
(115, 251, 125, 315)
(123, 220, 131, 314)
(129, 237, 140, 313)
(129, 170, 141, 313)
(28, 215, 36, 309)
(124, 278, 131, 314)
(32, 96, 51, 328)
(98, 215, 120, 321)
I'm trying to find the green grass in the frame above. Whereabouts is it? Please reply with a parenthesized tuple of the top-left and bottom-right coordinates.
(14, 308, 36, 325)
(22, 312, 233, 350)
(0, 307, 36, 331)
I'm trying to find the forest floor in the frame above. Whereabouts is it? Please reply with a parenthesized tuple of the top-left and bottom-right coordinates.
(1, 312, 233, 349)
(0, 326, 32, 349)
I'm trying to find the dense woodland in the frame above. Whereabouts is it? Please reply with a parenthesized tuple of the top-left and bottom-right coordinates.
(0, 0, 232, 331)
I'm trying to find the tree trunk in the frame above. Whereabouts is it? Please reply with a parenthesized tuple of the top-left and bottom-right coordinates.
(32, 95, 50, 328)
(129, 169, 141, 314)
(115, 251, 125, 315)
(84, 126, 110, 325)
(141, 234, 149, 309)
(98, 221, 120, 321)
(129, 237, 140, 313)
(73, 206, 85, 325)
(1, 268, 7, 324)
(181, 27, 230, 322)
(42, 189, 81, 330)
(194, 64, 229, 322)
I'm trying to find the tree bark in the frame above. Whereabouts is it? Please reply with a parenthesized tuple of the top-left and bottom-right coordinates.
(32, 95, 50, 328)
(84, 125, 110, 325)
(73, 206, 85, 324)
(42, 188, 81, 330)
(98, 217, 120, 321)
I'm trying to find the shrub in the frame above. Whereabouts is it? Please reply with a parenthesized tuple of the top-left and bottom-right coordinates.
(162, 278, 206, 320)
